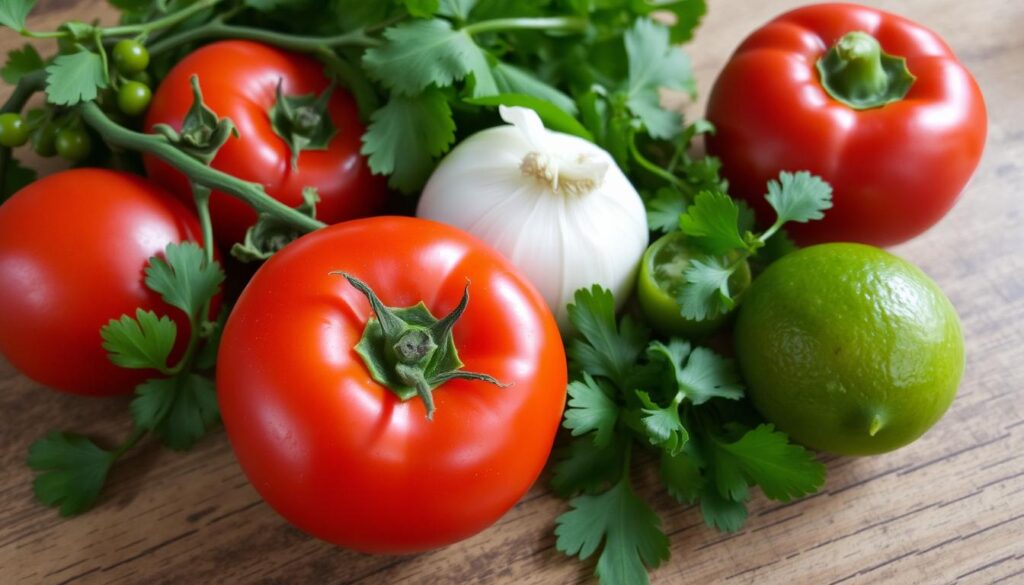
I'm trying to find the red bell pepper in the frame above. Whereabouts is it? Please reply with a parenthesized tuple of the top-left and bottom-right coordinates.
(706, 3, 986, 247)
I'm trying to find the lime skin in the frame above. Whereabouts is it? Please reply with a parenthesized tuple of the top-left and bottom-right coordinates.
(734, 243, 964, 455)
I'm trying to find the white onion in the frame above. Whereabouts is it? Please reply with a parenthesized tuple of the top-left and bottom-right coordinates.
(417, 106, 648, 331)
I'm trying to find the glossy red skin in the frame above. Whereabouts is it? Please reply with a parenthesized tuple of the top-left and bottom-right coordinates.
(0, 169, 203, 396)
(217, 217, 567, 553)
(706, 3, 987, 247)
(144, 40, 387, 245)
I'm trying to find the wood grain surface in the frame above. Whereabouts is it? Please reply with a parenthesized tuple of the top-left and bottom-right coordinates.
(2, 1, 1023, 583)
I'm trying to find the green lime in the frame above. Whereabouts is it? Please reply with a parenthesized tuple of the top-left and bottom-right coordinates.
(637, 231, 751, 338)
(734, 243, 964, 455)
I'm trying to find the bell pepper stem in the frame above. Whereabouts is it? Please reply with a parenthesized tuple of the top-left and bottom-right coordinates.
(816, 31, 916, 109)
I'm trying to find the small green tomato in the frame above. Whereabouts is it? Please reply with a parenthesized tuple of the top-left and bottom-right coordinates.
(55, 127, 92, 162)
(0, 113, 30, 148)
(117, 81, 152, 117)
(112, 40, 150, 74)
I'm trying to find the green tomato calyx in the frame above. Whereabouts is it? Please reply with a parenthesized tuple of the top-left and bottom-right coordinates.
(269, 79, 338, 171)
(152, 75, 238, 165)
(334, 272, 506, 420)
(816, 31, 915, 110)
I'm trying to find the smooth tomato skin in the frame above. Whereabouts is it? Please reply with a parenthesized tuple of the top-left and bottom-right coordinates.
(217, 217, 567, 553)
(144, 40, 387, 245)
(706, 3, 986, 247)
(0, 169, 203, 396)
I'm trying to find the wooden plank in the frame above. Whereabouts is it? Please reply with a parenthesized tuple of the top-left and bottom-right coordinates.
(1, 0, 1022, 583)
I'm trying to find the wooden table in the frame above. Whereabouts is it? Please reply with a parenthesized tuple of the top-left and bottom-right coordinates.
(2, 1, 1022, 583)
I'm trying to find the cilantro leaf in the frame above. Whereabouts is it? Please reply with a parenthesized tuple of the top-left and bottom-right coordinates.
(624, 18, 694, 139)
(565, 373, 619, 448)
(661, 449, 704, 504)
(699, 485, 748, 532)
(660, 0, 708, 43)
(567, 285, 650, 389)
(100, 309, 177, 371)
(556, 479, 669, 585)
(438, 0, 477, 19)
(403, 0, 440, 18)
(130, 377, 176, 432)
(646, 187, 685, 233)
(679, 190, 748, 255)
(679, 255, 737, 321)
(28, 432, 113, 517)
(759, 228, 798, 263)
(361, 87, 456, 193)
(490, 61, 577, 115)
(2, 154, 36, 200)
(765, 170, 833, 226)
(0, 0, 36, 32)
(551, 435, 627, 498)
(362, 19, 497, 97)
(673, 346, 744, 405)
(2, 44, 44, 84)
(45, 50, 107, 106)
(133, 374, 219, 451)
(717, 424, 826, 502)
(643, 340, 741, 405)
(144, 242, 225, 320)
(636, 390, 688, 456)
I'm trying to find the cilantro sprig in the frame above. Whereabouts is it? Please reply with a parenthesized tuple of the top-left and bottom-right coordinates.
(28, 242, 225, 515)
(554, 286, 825, 585)
(663, 171, 833, 322)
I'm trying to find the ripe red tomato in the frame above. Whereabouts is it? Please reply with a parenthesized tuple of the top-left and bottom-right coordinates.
(0, 169, 204, 396)
(217, 217, 567, 553)
(706, 3, 986, 247)
(144, 40, 387, 245)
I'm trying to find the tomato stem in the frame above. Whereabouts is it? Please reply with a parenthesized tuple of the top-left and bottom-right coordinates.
(334, 272, 506, 420)
(191, 183, 216, 264)
(21, 0, 222, 40)
(79, 102, 325, 233)
(816, 31, 915, 109)
(147, 19, 379, 56)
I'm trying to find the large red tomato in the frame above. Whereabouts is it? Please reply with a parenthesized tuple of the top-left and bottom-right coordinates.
(217, 217, 567, 553)
(144, 40, 387, 245)
(0, 169, 204, 396)
(706, 3, 986, 247)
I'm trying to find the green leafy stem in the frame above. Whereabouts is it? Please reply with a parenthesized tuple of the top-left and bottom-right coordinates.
(79, 102, 325, 233)
(147, 17, 381, 56)
(19, 0, 222, 39)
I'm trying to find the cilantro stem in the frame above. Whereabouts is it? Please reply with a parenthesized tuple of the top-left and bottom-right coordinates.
(462, 16, 588, 36)
(111, 427, 147, 462)
(147, 20, 379, 57)
(79, 102, 325, 233)
(629, 133, 689, 192)
(758, 219, 786, 244)
(103, 0, 222, 37)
